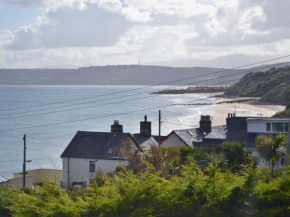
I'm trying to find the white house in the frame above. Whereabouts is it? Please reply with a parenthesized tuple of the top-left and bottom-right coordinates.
(61, 121, 140, 188)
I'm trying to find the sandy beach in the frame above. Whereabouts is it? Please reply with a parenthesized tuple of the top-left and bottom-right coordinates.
(191, 92, 286, 126)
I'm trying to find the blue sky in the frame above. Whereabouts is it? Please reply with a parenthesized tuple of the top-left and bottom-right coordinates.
(0, 3, 41, 30)
(0, 0, 290, 68)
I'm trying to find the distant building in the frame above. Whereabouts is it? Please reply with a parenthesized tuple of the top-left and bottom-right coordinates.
(0, 175, 8, 186)
(161, 115, 226, 148)
(2, 169, 62, 188)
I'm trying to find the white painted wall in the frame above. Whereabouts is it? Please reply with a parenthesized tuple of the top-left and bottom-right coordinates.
(62, 157, 129, 187)
(248, 122, 267, 133)
(247, 120, 289, 133)
(161, 133, 187, 148)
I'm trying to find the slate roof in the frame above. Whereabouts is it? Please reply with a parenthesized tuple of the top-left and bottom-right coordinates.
(0, 175, 8, 183)
(152, 135, 166, 143)
(164, 126, 227, 147)
(132, 133, 159, 149)
(61, 131, 139, 160)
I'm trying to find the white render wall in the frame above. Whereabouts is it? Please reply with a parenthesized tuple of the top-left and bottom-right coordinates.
(161, 133, 187, 148)
(247, 120, 289, 133)
(247, 122, 267, 133)
(62, 157, 128, 187)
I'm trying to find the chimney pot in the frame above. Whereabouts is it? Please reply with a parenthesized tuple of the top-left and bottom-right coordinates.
(111, 120, 123, 133)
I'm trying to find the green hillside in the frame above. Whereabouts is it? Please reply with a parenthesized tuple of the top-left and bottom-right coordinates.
(225, 67, 290, 104)
(273, 103, 290, 118)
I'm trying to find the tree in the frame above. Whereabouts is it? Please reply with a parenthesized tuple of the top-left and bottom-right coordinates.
(220, 142, 251, 170)
(255, 134, 287, 172)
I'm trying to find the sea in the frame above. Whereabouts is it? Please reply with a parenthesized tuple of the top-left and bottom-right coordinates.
(0, 85, 216, 178)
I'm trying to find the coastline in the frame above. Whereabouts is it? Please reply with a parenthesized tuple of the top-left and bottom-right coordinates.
(190, 92, 285, 126)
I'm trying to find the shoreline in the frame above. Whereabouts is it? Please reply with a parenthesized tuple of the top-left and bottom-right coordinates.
(191, 92, 286, 126)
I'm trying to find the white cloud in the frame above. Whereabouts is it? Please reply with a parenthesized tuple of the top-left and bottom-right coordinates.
(120, 5, 152, 22)
(1, 0, 290, 68)
(4, 25, 40, 50)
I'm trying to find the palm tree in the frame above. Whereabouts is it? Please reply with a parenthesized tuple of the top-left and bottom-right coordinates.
(255, 134, 287, 172)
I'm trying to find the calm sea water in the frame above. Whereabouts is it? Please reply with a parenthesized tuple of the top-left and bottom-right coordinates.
(0, 85, 216, 177)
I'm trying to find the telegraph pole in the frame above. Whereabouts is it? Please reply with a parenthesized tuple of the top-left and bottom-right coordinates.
(159, 110, 161, 147)
(23, 134, 26, 190)
(284, 119, 290, 165)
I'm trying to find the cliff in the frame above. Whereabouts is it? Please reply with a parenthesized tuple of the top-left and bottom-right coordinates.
(225, 67, 290, 104)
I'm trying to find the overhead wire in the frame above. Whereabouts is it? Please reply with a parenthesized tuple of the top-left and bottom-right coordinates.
(0, 61, 287, 121)
(0, 77, 249, 134)
(0, 55, 289, 115)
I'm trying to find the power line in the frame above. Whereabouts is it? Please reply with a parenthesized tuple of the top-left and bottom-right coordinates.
(163, 121, 196, 128)
(0, 61, 287, 120)
(0, 60, 288, 137)
(0, 157, 59, 163)
(0, 78, 247, 134)
(1, 55, 289, 114)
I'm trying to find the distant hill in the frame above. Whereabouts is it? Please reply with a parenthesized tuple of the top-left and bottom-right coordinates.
(0, 65, 246, 86)
(146, 54, 290, 69)
(225, 67, 290, 104)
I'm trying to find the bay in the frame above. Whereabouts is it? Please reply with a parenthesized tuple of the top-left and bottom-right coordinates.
(0, 85, 215, 177)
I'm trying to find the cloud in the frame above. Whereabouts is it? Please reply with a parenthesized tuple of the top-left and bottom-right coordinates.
(1, 0, 290, 68)
(4, 25, 40, 50)
(120, 5, 152, 22)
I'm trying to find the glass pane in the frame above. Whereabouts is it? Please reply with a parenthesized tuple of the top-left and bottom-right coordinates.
(285, 123, 289, 132)
(266, 123, 271, 131)
(272, 123, 284, 132)
(90, 161, 95, 172)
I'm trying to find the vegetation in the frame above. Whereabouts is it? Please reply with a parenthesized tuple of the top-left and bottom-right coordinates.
(225, 67, 290, 104)
(255, 134, 287, 172)
(1, 142, 290, 217)
(273, 103, 290, 118)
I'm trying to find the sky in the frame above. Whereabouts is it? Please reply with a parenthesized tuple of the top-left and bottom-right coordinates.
(0, 0, 290, 68)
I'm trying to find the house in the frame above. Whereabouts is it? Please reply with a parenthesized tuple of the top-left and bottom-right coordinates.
(161, 115, 227, 148)
(161, 114, 289, 149)
(226, 114, 289, 147)
(61, 120, 141, 188)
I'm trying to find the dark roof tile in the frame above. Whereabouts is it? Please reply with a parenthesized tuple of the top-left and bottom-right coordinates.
(61, 131, 137, 159)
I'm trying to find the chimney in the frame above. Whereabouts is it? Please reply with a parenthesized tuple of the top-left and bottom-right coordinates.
(199, 115, 212, 132)
(111, 120, 123, 133)
(140, 115, 151, 137)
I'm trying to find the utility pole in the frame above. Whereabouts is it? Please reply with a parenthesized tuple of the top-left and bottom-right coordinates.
(159, 110, 161, 147)
(284, 119, 290, 165)
(23, 134, 26, 190)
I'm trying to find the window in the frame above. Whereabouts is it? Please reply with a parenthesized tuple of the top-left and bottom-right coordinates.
(89, 161, 95, 172)
(272, 123, 284, 132)
(285, 123, 289, 132)
(266, 123, 271, 132)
